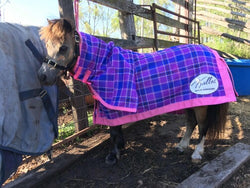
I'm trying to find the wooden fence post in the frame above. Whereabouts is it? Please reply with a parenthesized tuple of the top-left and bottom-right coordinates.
(174, 0, 191, 43)
(58, 0, 75, 20)
(58, 0, 89, 131)
(118, 0, 136, 41)
(188, 0, 194, 43)
(180, 0, 188, 44)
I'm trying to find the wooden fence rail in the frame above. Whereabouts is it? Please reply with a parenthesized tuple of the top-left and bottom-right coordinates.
(90, 0, 187, 30)
(197, 11, 250, 30)
(197, 0, 250, 45)
(197, 4, 250, 19)
(198, 0, 250, 13)
(88, 0, 196, 49)
(201, 26, 250, 45)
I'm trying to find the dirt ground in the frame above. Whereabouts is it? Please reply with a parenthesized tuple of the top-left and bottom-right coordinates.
(5, 96, 250, 187)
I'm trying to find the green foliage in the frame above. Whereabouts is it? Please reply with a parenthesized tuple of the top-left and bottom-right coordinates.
(79, 1, 119, 37)
(56, 122, 75, 142)
(197, 0, 249, 58)
(79, 0, 172, 39)
(55, 115, 93, 142)
(78, 0, 248, 57)
(88, 114, 93, 125)
(134, 0, 172, 39)
(203, 36, 250, 58)
(62, 106, 69, 115)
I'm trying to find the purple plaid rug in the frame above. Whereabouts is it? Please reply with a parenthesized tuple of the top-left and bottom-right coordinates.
(72, 32, 237, 126)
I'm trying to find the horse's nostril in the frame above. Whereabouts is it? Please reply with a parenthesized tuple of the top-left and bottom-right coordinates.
(39, 74, 47, 81)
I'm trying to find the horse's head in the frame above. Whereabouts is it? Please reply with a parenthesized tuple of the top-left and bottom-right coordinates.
(38, 18, 78, 85)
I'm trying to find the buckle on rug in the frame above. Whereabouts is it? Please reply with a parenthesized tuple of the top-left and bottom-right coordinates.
(39, 90, 47, 98)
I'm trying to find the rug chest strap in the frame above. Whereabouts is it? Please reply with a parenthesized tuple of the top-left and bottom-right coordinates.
(19, 88, 58, 137)
(25, 39, 44, 63)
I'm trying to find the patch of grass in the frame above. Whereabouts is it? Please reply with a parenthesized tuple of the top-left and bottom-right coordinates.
(55, 121, 75, 142)
(55, 114, 94, 142)
(88, 114, 93, 125)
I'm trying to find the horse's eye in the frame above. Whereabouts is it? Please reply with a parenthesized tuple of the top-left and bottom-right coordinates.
(59, 46, 68, 54)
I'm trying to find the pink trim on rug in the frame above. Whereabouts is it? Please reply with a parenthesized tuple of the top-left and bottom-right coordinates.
(82, 70, 92, 83)
(72, 31, 136, 112)
(73, 66, 82, 80)
(74, 73, 137, 113)
(212, 49, 238, 98)
(94, 95, 235, 126)
(90, 87, 137, 112)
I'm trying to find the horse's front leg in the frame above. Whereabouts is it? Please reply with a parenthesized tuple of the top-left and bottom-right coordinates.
(105, 126, 125, 165)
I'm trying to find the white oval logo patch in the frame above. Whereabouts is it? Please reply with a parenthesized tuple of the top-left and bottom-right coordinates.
(190, 74, 219, 95)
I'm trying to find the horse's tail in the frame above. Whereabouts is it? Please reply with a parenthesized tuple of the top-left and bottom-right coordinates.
(206, 103, 229, 140)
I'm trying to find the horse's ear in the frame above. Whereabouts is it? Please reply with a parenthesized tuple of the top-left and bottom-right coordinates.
(63, 19, 74, 33)
(47, 19, 53, 25)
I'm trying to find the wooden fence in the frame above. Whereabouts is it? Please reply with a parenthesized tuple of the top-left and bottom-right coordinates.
(196, 0, 250, 45)
(55, 0, 198, 144)
(89, 0, 200, 49)
(56, 0, 249, 145)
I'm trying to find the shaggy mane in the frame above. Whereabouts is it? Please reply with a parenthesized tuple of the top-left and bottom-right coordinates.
(40, 18, 74, 43)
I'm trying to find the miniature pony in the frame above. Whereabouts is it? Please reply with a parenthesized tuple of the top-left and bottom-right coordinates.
(38, 19, 236, 164)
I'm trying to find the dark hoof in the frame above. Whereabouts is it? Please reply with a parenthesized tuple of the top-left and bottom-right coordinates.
(173, 147, 185, 156)
(105, 153, 117, 165)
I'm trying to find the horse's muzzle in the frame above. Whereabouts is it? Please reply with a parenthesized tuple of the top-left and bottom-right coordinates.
(38, 73, 47, 82)
(37, 63, 59, 85)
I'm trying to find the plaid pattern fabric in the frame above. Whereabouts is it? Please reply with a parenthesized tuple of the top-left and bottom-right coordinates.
(73, 32, 236, 126)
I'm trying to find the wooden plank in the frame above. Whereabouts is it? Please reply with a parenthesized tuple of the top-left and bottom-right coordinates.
(89, 0, 187, 30)
(197, 15, 250, 34)
(52, 125, 97, 149)
(171, 0, 188, 8)
(197, 11, 250, 29)
(3, 133, 110, 188)
(177, 143, 250, 188)
(198, 0, 250, 13)
(215, 49, 241, 59)
(232, 0, 250, 7)
(96, 36, 181, 49)
(197, 4, 250, 19)
(201, 26, 250, 45)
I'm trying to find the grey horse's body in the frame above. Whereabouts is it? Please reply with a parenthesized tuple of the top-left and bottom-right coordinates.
(0, 23, 57, 186)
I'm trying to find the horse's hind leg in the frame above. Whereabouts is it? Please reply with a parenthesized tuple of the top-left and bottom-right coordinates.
(105, 126, 125, 165)
(191, 106, 208, 163)
(176, 109, 197, 152)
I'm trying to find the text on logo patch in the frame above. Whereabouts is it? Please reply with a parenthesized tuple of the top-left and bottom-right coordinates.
(190, 74, 219, 95)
